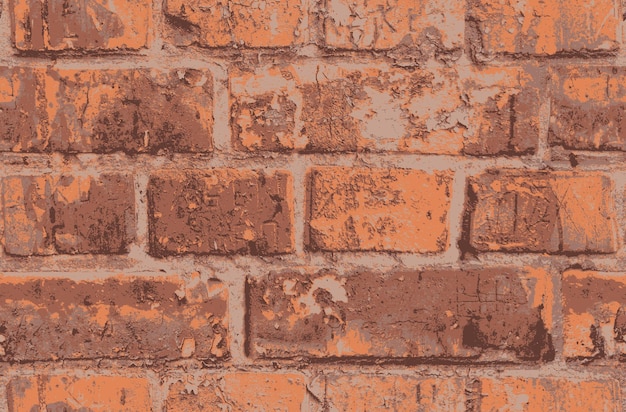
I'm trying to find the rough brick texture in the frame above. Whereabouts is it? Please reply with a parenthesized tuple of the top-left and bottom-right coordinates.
(247, 268, 554, 360)
(466, 170, 616, 254)
(2, 0, 626, 409)
(0, 274, 228, 361)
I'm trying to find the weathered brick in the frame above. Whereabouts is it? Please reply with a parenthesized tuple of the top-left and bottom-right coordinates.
(164, 0, 305, 48)
(307, 167, 451, 252)
(165, 372, 305, 411)
(230, 63, 544, 155)
(325, 0, 464, 52)
(3, 174, 134, 256)
(466, 171, 616, 254)
(247, 268, 553, 360)
(7, 375, 151, 411)
(12, 0, 151, 51)
(475, 377, 621, 411)
(549, 66, 626, 151)
(148, 169, 293, 256)
(309, 375, 466, 411)
(561, 269, 626, 359)
(0, 273, 228, 361)
(0, 68, 213, 153)
(467, 0, 620, 57)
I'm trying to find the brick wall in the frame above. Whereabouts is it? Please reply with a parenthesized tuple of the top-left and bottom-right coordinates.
(0, 0, 625, 410)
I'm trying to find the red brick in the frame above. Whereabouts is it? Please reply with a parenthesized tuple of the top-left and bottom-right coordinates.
(7, 375, 151, 411)
(3, 174, 134, 256)
(466, 170, 616, 254)
(561, 269, 626, 359)
(549, 66, 626, 151)
(247, 268, 554, 360)
(0, 67, 213, 153)
(148, 169, 294, 256)
(0, 273, 228, 361)
(310, 375, 466, 411)
(12, 0, 151, 51)
(307, 167, 451, 252)
(164, 0, 305, 48)
(230, 63, 544, 155)
(325, 0, 464, 51)
(475, 377, 621, 411)
(165, 372, 305, 411)
(467, 0, 620, 57)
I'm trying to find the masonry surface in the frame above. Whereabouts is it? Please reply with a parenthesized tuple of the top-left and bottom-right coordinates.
(0, 0, 626, 411)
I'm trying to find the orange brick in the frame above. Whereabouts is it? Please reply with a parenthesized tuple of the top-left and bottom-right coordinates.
(7, 375, 151, 411)
(230, 63, 544, 155)
(468, 0, 620, 56)
(3, 174, 134, 256)
(307, 167, 452, 252)
(164, 0, 305, 47)
(467, 171, 616, 254)
(165, 372, 306, 411)
(148, 169, 294, 256)
(325, 0, 464, 51)
(477, 377, 621, 411)
(0, 274, 228, 361)
(247, 268, 553, 360)
(562, 269, 626, 359)
(311, 375, 466, 411)
(12, 0, 151, 51)
(550, 66, 626, 151)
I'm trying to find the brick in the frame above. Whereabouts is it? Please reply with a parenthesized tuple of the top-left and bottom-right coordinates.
(7, 375, 151, 411)
(165, 372, 305, 411)
(549, 66, 626, 151)
(466, 170, 616, 254)
(12, 0, 151, 51)
(561, 269, 626, 359)
(148, 169, 294, 256)
(164, 0, 305, 48)
(467, 0, 620, 57)
(247, 268, 554, 360)
(230, 63, 544, 155)
(309, 375, 466, 411)
(307, 167, 451, 252)
(2, 174, 134, 256)
(325, 0, 464, 51)
(475, 377, 621, 411)
(0, 67, 213, 153)
(0, 273, 228, 361)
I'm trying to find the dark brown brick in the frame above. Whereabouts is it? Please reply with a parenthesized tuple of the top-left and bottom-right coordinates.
(247, 268, 553, 360)
(3, 174, 135, 256)
(0, 274, 228, 361)
(148, 169, 294, 256)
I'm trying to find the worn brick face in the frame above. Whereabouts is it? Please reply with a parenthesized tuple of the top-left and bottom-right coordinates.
(7, 376, 151, 412)
(561, 269, 626, 359)
(247, 268, 553, 360)
(309, 375, 466, 411)
(2, 174, 134, 256)
(549, 66, 626, 151)
(0, 67, 213, 153)
(12, 0, 151, 51)
(165, 373, 306, 411)
(231, 63, 544, 155)
(467, 0, 620, 57)
(0, 274, 228, 361)
(164, 0, 305, 48)
(475, 378, 621, 411)
(325, 0, 464, 52)
(307, 167, 451, 252)
(148, 169, 294, 256)
(466, 171, 616, 254)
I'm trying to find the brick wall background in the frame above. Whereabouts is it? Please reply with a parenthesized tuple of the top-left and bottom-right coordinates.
(0, 0, 626, 410)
